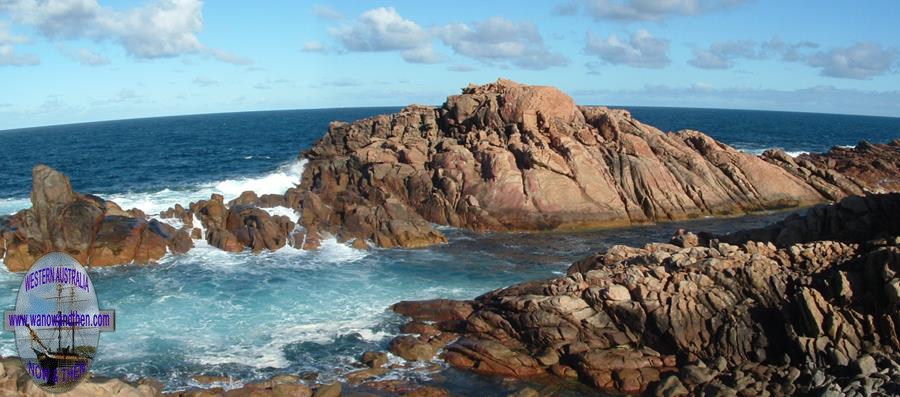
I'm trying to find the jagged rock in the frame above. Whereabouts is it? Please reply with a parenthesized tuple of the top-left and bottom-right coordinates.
(294, 79, 868, 248)
(389, 194, 900, 394)
(854, 355, 877, 376)
(711, 193, 900, 247)
(1, 166, 194, 270)
(792, 140, 900, 193)
(654, 375, 689, 397)
(225, 205, 293, 252)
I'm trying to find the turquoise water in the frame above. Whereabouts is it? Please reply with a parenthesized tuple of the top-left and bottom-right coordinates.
(0, 107, 897, 393)
(0, 213, 794, 391)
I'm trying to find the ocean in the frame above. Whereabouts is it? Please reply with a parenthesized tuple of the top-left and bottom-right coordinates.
(0, 107, 898, 394)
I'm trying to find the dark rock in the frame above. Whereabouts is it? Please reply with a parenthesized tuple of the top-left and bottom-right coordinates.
(360, 351, 388, 368)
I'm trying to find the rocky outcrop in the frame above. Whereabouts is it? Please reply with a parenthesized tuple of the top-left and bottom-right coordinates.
(292, 79, 870, 248)
(390, 193, 900, 395)
(0, 164, 306, 271)
(171, 192, 297, 253)
(1, 165, 193, 271)
(775, 139, 900, 194)
(706, 192, 900, 248)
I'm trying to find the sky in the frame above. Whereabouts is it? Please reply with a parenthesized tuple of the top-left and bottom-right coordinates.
(0, 0, 899, 130)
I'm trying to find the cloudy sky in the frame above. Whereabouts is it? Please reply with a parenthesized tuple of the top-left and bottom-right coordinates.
(0, 0, 899, 130)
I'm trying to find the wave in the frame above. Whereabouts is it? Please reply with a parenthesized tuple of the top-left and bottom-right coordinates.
(0, 197, 30, 216)
(739, 147, 808, 157)
(0, 159, 307, 216)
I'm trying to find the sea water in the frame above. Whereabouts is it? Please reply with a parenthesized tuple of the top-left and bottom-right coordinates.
(0, 107, 898, 393)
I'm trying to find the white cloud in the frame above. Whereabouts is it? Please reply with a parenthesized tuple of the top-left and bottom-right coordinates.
(0, 21, 38, 65)
(56, 44, 109, 65)
(91, 88, 142, 105)
(571, 84, 900, 117)
(329, 8, 566, 69)
(447, 64, 477, 72)
(301, 41, 328, 53)
(253, 78, 292, 90)
(584, 0, 748, 21)
(585, 29, 670, 68)
(210, 49, 252, 65)
(401, 46, 442, 64)
(311, 4, 342, 20)
(688, 40, 761, 69)
(0, 44, 39, 65)
(192, 76, 217, 87)
(437, 17, 568, 70)
(332, 7, 429, 52)
(688, 38, 895, 79)
(806, 42, 897, 80)
(2, 0, 248, 64)
(552, 1, 579, 16)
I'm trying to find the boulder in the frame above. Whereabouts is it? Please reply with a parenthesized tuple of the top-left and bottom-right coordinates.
(389, 335, 436, 361)
(225, 205, 293, 252)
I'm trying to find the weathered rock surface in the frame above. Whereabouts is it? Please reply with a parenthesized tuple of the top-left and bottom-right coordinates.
(768, 139, 900, 194)
(176, 192, 297, 253)
(293, 79, 878, 248)
(392, 193, 900, 395)
(1, 165, 193, 270)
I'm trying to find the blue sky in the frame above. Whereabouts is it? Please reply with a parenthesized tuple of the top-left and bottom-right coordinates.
(0, 0, 899, 130)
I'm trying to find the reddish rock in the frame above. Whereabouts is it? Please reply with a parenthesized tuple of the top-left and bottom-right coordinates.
(403, 194, 900, 394)
(295, 79, 861, 248)
(225, 205, 293, 252)
(389, 335, 436, 361)
(89, 216, 146, 266)
(391, 299, 475, 323)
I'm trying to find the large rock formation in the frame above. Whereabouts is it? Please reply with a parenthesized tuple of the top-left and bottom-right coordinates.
(391, 193, 900, 395)
(0, 165, 304, 271)
(0, 165, 193, 271)
(291, 79, 870, 248)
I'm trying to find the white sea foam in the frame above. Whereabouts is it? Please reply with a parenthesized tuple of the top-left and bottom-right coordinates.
(0, 159, 307, 218)
(0, 197, 30, 215)
(262, 206, 300, 223)
(739, 148, 808, 157)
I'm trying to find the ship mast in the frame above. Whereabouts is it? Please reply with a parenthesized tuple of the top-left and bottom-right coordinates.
(56, 284, 62, 352)
(25, 324, 50, 354)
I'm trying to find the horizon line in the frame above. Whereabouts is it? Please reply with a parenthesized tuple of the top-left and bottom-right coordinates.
(2, 103, 900, 133)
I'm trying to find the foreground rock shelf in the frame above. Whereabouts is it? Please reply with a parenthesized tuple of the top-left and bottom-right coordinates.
(390, 193, 900, 396)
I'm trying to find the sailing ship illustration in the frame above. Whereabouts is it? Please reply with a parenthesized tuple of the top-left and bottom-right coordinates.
(23, 283, 94, 387)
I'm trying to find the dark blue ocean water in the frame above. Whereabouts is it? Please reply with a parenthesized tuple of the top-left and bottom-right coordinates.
(0, 107, 898, 393)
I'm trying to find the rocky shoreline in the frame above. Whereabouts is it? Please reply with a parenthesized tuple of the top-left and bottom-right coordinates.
(388, 193, 900, 396)
(0, 80, 899, 396)
(1, 193, 898, 396)
(3, 80, 900, 270)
